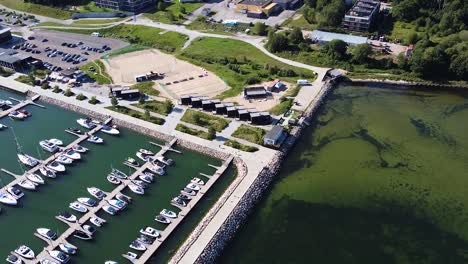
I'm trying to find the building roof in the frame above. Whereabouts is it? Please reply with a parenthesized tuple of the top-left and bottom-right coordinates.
(215, 103, 225, 108)
(238, 109, 249, 114)
(310, 30, 368, 45)
(239, 0, 271, 7)
(265, 125, 284, 141)
(0, 48, 30, 64)
(226, 106, 237, 111)
(345, 0, 380, 18)
(121, 89, 140, 95)
(0, 25, 11, 35)
(244, 86, 268, 97)
(202, 100, 213, 105)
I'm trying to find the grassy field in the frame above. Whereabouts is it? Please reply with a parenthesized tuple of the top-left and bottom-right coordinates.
(175, 124, 213, 140)
(269, 98, 293, 115)
(0, 0, 72, 19)
(181, 109, 229, 132)
(106, 106, 165, 125)
(178, 37, 315, 99)
(36, 21, 105, 28)
(144, 2, 203, 24)
(389, 21, 425, 44)
(80, 60, 113, 84)
(130, 81, 159, 96)
(281, 7, 318, 30)
(133, 100, 173, 116)
(232, 124, 267, 145)
(76, 2, 114, 13)
(187, 17, 252, 35)
(224, 139, 259, 152)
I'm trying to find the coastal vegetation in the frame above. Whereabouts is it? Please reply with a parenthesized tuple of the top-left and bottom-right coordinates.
(232, 125, 267, 145)
(175, 124, 215, 140)
(88, 96, 99, 104)
(144, 2, 203, 24)
(133, 100, 173, 116)
(224, 139, 259, 152)
(106, 105, 165, 125)
(15, 74, 35, 85)
(80, 60, 113, 84)
(0, 67, 14, 77)
(75, 93, 87, 101)
(181, 109, 229, 132)
(269, 98, 294, 116)
(131, 81, 159, 96)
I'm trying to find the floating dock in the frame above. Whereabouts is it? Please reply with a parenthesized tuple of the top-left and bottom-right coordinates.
(0, 95, 43, 119)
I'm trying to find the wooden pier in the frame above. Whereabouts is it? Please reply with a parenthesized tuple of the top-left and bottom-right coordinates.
(136, 155, 233, 264)
(32, 138, 178, 263)
(0, 95, 43, 119)
(150, 141, 182, 154)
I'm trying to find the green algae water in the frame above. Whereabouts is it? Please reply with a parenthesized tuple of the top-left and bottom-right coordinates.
(0, 88, 236, 263)
(220, 85, 468, 264)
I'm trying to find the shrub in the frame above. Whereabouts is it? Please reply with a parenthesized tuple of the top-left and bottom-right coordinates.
(76, 93, 87, 101)
(88, 96, 99, 105)
(63, 88, 74, 97)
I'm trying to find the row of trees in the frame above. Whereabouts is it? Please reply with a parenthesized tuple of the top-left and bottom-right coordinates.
(302, 0, 346, 28)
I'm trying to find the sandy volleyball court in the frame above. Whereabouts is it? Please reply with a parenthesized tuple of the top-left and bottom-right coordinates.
(103, 49, 229, 99)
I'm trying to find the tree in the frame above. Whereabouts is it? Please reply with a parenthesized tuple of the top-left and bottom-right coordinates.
(351, 44, 373, 64)
(88, 96, 99, 105)
(163, 99, 174, 115)
(179, 5, 186, 14)
(157, 1, 165, 11)
(207, 127, 216, 140)
(317, 0, 346, 27)
(41, 82, 49, 89)
(288, 27, 304, 45)
(396, 53, 409, 70)
(63, 88, 73, 97)
(304, 0, 316, 8)
(410, 45, 449, 79)
(144, 109, 151, 120)
(322, 39, 348, 60)
(111, 96, 118, 107)
(266, 31, 288, 53)
(253, 22, 267, 36)
(302, 6, 316, 24)
(167, 11, 175, 22)
(449, 51, 468, 80)
(406, 31, 419, 45)
(138, 95, 145, 105)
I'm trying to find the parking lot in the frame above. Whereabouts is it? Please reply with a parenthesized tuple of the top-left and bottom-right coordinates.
(10, 29, 128, 72)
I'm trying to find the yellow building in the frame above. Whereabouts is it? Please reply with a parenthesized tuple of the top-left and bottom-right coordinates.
(236, 0, 280, 18)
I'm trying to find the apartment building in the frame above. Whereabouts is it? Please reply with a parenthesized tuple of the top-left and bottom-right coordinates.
(342, 0, 380, 32)
(95, 0, 156, 12)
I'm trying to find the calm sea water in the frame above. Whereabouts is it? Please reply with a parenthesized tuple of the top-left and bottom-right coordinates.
(0, 88, 236, 263)
(220, 85, 468, 264)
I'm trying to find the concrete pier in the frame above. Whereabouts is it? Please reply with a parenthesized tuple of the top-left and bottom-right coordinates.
(0, 95, 42, 119)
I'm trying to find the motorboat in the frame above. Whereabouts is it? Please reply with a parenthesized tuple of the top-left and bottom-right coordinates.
(136, 151, 152, 162)
(7, 186, 24, 199)
(147, 164, 165, 176)
(15, 245, 35, 259)
(27, 173, 45, 184)
(87, 135, 103, 144)
(131, 179, 148, 189)
(39, 140, 59, 153)
(82, 224, 96, 235)
(0, 123, 8, 130)
(0, 192, 17, 205)
(58, 243, 77, 255)
(72, 144, 87, 153)
(107, 199, 127, 211)
(172, 197, 186, 207)
(87, 187, 106, 200)
(77, 118, 96, 129)
(139, 174, 153, 183)
(17, 153, 38, 167)
(47, 250, 70, 263)
(185, 183, 201, 191)
(155, 155, 174, 166)
(139, 148, 154, 156)
(9, 110, 26, 120)
(102, 205, 117, 215)
(136, 235, 154, 245)
(101, 125, 120, 135)
(73, 230, 92, 240)
(40, 167, 56, 178)
(49, 138, 63, 146)
(107, 175, 121, 185)
(69, 202, 87, 213)
(57, 211, 77, 223)
(37, 228, 57, 240)
(90, 216, 106, 227)
(126, 157, 140, 167)
(129, 240, 146, 251)
(160, 209, 177, 218)
(77, 197, 97, 207)
(155, 215, 171, 224)
(68, 128, 83, 135)
(178, 194, 192, 201)
(18, 109, 31, 117)
(140, 226, 160, 238)
(18, 179, 36, 191)
(123, 252, 138, 262)
(47, 161, 66, 172)
(116, 193, 132, 204)
(110, 168, 127, 179)
(191, 177, 205, 186)
(6, 254, 22, 264)
(39, 258, 59, 264)
(181, 188, 196, 196)
(128, 183, 144, 195)
(105, 261, 118, 264)
(63, 149, 81, 160)
(56, 155, 73, 165)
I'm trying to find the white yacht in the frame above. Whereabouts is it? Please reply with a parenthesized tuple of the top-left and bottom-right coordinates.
(129, 240, 146, 251)
(155, 155, 174, 166)
(14, 245, 35, 259)
(155, 215, 171, 224)
(128, 183, 144, 195)
(87, 135, 103, 144)
(116, 193, 132, 204)
(7, 186, 24, 199)
(47, 250, 70, 263)
(0, 192, 18, 205)
(0, 123, 8, 130)
(57, 211, 77, 223)
(107, 199, 127, 211)
(126, 157, 140, 167)
(76, 118, 96, 129)
(110, 168, 127, 179)
(37, 228, 57, 240)
(48, 138, 63, 146)
(39, 167, 56, 178)
(72, 144, 88, 153)
(147, 164, 165, 176)
(160, 209, 177, 218)
(131, 179, 147, 189)
(6, 254, 22, 264)
(87, 187, 106, 200)
(47, 161, 66, 172)
(39, 140, 59, 153)
(69, 202, 87, 213)
(56, 155, 73, 165)
(82, 224, 96, 235)
(172, 197, 186, 207)
(191, 177, 205, 185)
(105, 261, 118, 264)
(102, 205, 117, 215)
(18, 179, 36, 191)
(9, 111, 26, 120)
(107, 175, 121, 185)
(185, 183, 201, 191)
(181, 188, 196, 196)
(122, 252, 138, 262)
(101, 125, 120, 135)
(58, 243, 77, 255)
(139, 148, 154, 156)
(17, 153, 38, 167)
(27, 173, 45, 185)
(90, 216, 106, 227)
(139, 174, 153, 183)
(73, 230, 92, 240)
(77, 197, 97, 207)
(178, 194, 192, 200)
(39, 258, 59, 264)
(63, 149, 81, 160)
(140, 226, 160, 238)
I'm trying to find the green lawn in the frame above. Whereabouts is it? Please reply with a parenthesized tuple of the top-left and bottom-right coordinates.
(80, 60, 113, 84)
(224, 139, 259, 152)
(106, 106, 165, 125)
(175, 124, 213, 140)
(178, 37, 315, 99)
(15, 74, 35, 85)
(181, 109, 229, 132)
(36, 21, 104, 28)
(269, 98, 293, 115)
(232, 124, 267, 145)
(281, 7, 318, 30)
(76, 2, 114, 13)
(389, 21, 425, 44)
(130, 81, 160, 96)
(144, 2, 203, 24)
(187, 17, 252, 35)
(133, 100, 173, 116)
(74, 18, 125, 24)
(0, 0, 72, 19)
